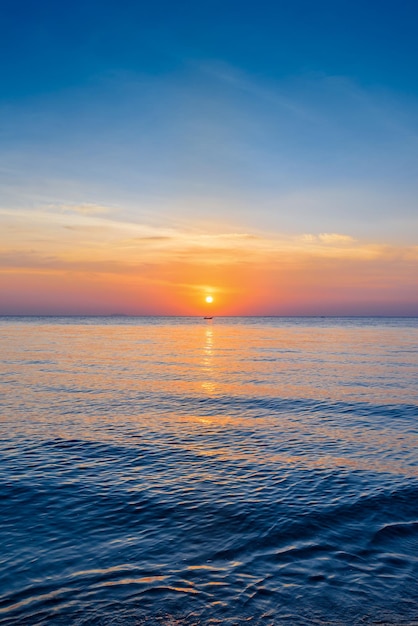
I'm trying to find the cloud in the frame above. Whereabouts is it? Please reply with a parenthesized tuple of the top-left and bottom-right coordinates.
(318, 233, 355, 244)
(127, 236, 174, 242)
(0, 203, 417, 280)
(301, 233, 356, 245)
(57, 203, 112, 215)
(197, 61, 319, 121)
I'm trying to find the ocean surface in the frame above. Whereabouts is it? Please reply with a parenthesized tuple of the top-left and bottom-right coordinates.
(0, 316, 417, 625)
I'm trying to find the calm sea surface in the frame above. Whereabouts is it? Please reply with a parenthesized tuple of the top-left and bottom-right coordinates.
(0, 316, 417, 625)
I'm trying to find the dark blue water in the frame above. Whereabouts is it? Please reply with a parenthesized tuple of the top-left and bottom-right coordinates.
(1, 317, 417, 624)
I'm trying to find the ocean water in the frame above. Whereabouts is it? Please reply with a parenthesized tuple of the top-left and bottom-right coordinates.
(0, 316, 417, 625)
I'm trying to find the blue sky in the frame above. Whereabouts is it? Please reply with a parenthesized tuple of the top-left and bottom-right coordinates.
(2, 1, 418, 233)
(1, 0, 417, 314)
(2, 0, 418, 96)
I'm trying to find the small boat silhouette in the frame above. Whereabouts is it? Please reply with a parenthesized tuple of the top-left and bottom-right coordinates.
(204, 316, 213, 320)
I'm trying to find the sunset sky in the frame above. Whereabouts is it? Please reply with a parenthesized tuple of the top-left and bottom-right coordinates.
(1, 0, 417, 315)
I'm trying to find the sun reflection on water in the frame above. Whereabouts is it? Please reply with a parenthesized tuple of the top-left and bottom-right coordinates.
(201, 324, 217, 395)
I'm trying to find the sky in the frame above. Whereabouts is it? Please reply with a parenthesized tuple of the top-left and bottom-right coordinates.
(1, 0, 417, 315)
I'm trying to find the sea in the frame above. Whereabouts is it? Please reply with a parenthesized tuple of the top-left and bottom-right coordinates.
(0, 316, 417, 625)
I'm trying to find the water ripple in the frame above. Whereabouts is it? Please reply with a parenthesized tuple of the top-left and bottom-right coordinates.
(0, 317, 417, 624)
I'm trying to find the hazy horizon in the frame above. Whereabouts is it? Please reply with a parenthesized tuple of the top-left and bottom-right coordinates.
(2, 313, 418, 319)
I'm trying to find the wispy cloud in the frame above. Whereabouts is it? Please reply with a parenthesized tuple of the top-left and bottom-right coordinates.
(1, 204, 416, 273)
(301, 233, 356, 245)
(57, 203, 113, 215)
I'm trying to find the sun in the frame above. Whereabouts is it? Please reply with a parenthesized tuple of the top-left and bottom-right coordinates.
(205, 295, 214, 304)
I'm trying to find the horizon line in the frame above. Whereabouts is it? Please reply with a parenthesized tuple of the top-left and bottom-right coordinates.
(1, 314, 418, 319)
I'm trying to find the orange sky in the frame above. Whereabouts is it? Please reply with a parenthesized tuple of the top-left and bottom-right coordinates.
(1, 206, 417, 315)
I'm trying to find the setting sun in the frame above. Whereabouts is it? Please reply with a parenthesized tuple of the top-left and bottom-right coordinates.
(205, 296, 214, 304)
